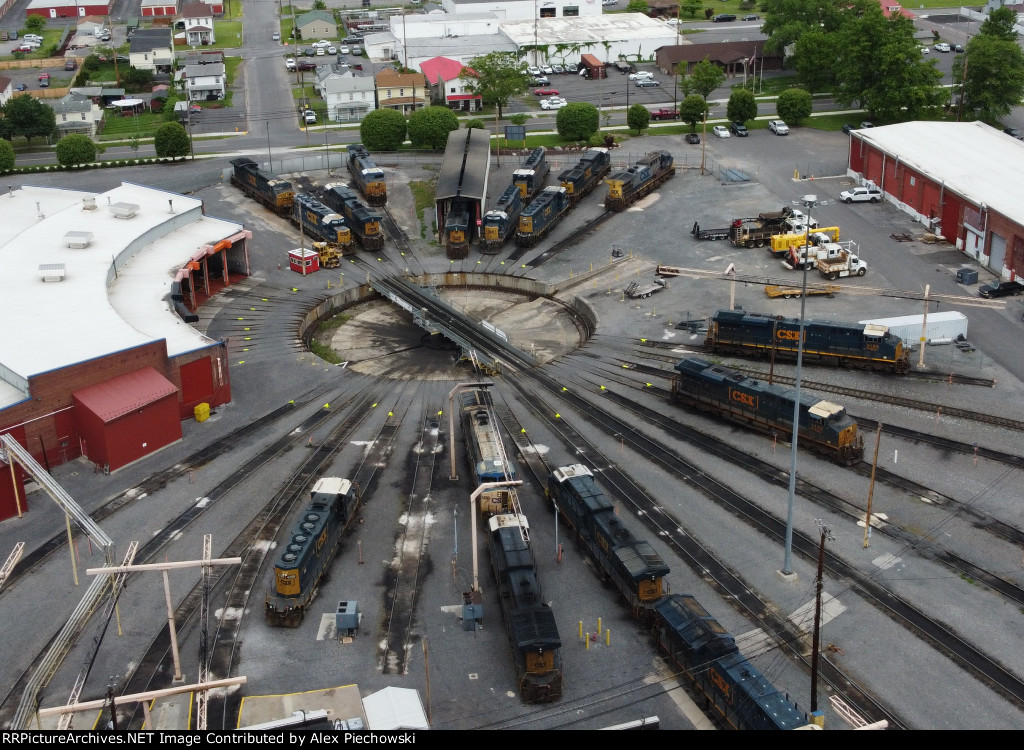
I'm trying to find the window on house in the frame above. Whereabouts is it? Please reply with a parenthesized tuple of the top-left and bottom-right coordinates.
(450, 87, 456, 93)
(910, 176, 916, 187)
(387, 89, 392, 97)
(540, 7, 556, 17)
(563, 5, 579, 16)
(81, 113, 86, 120)
(400, 88, 404, 96)
(62, 114, 67, 121)
(349, 93, 354, 100)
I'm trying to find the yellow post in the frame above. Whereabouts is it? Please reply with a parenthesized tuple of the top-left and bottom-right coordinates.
(597, 617, 602, 635)
(585, 634, 590, 650)
(578, 621, 583, 639)
(606, 629, 610, 646)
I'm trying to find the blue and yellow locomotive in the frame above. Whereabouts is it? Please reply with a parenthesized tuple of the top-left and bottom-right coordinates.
(460, 388, 517, 516)
(321, 182, 385, 251)
(346, 144, 387, 207)
(291, 194, 352, 257)
(605, 150, 675, 211)
(671, 357, 864, 465)
(481, 185, 523, 254)
(558, 147, 611, 206)
(515, 185, 570, 247)
(230, 157, 295, 216)
(512, 147, 550, 202)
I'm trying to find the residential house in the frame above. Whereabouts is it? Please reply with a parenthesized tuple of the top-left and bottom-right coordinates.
(295, 9, 337, 41)
(129, 28, 175, 73)
(48, 91, 104, 137)
(175, 2, 215, 47)
(314, 66, 376, 122)
(375, 69, 427, 116)
(179, 49, 223, 67)
(420, 56, 480, 112)
(179, 60, 225, 101)
(70, 86, 127, 107)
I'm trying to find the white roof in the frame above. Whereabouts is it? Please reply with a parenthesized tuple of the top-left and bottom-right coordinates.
(500, 13, 675, 46)
(362, 688, 428, 731)
(854, 121, 1024, 226)
(0, 183, 243, 407)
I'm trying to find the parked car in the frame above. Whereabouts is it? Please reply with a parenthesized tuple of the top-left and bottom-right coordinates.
(602, 0, 617, 5)
(327, 46, 337, 54)
(978, 280, 1023, 298)
(841, 123, 857, 134)
(685, 133, 701, 144)
(15, 43, 37, 53)
(23, 34, 43, 43)
(934, 42, 951, 52)
(15, 83, 27, 91)
(351, 46, 363, 55)
(534, 88, 559, 96)
(730, 122, 748, 136)
(339, 45, 350, 54)
(38, 78, 49, 88)
(38, 72, 49, 80)
(315, 47, 326, 56)
(540, 64, 554, 75)
(285, 57, 296, 70)
(919, 44, 929, 54)
(304, 110, 317, 125)
(860, 121, 874, 129)
(768, 119, 789, 135)
(540, 97, 567, 110)
(272, 31, 280, 41)
(953, 43, 964, 52)
(712, 125, 730, 138)
(635, 78, 659, 87)
(527, 66, 541, 76)
(713, 14, 737, 22)
(0, 32, 7, 42)
(839, 186, 882, 204)
(742, 14, 760, 21)
(533, 76, 550, 86)
(190, 104, 202, 114)
(1003, 127, 1023, 140)
(628, 71, 653, 80)
(303, 48, 315, 56)
(312, 40, 331, 49)
(65, 58, 77, 71)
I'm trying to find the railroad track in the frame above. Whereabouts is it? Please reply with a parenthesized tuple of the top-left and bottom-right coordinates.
(380, 206, 426, 277)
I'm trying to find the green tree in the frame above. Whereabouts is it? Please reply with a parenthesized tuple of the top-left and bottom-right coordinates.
(1, 94, 56, 145)
(464, 118, 486, 130)
(726, 88, 757, 125)
(833, 5, 944, 122)
(775, 88, 813, 124)
(680, 57, 726, 99)
(790, 28, 840, 93)
(55, 134, 97, 167)
(761, 0, 867, 55)
(508, 113, 529, 126)
(24, 15, 46, 35)
(460, 51, 531, 118)
(0, 139, 14, 173)
(121, 67, 154, 93)
(83, 54, 102, 74)
(978, 5, 1019, 42)
(625, 0, 649, 12)
(360, 108, 408, 151)
(312, 0, 327, 8)
(154, 122, 190, 159)
(407, 106, 460, 149)
(680, 0, 703, 19)
(679, 94, 708, 130)
(954, 9, 1024, 122)
(556, 102, 599, 141)
(626, 103, 650, 134)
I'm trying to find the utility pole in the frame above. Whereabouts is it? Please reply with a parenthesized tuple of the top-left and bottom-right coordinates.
(864, 423, 882, 548)
(810, 520, 834, 714)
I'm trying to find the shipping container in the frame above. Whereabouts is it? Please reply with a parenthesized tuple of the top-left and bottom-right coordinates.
(859, 311, 968, 344)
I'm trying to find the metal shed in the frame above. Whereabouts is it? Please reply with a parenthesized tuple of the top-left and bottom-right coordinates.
(435, 128, 491, 247)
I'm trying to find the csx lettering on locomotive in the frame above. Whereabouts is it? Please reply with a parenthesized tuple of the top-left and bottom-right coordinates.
(730, 389, 757, 409)
(777, 329, 803, 341)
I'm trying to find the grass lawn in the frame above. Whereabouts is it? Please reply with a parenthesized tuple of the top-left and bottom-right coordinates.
(99, 111, 166, 141)
(214, 21, 244, 49)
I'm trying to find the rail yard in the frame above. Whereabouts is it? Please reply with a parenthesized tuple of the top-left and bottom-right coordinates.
(2, 132, 1024, 732)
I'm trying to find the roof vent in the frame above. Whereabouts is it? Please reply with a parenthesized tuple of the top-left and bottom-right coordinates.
(82, 197, 97, 211)
(39, 263, 67, 282)
(64, 231, 93, 249)
(109, 201, 140, 219)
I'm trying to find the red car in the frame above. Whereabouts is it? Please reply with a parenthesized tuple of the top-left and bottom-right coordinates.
(534, 88, 559, 96)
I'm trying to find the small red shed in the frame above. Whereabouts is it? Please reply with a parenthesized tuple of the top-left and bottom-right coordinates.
(72, 367, 182, 474)
(288, 248, 319, 274)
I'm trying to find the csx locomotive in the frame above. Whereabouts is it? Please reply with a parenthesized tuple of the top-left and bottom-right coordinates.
(346, 144, 387, 206)
(558, 147, 611, 206)
(515, 185, 570, 247)
(321, 182, 385, 251)
(230, 157, 295, 216)
(266, 477, 362, 627)
(512, 147, 550, 202)
(705, 309, 911, 374)
(481, 185, 523, 253)
(605, 150, 675, 211)
(547, 463, 807, 729)
(671, 357, 865, 465)
(291, 193, 352, 254)
(460, 387, 517, 516)
(547, 464, 670, 624)
(443, 198, 472, 259)
(486, 511, 563, 703)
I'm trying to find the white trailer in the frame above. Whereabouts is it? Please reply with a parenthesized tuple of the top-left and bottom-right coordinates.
(859, 311, 968, 344)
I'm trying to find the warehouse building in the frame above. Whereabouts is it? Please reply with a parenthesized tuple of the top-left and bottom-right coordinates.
(847, 121, 1024, 278)
(0, 183, 251, 519)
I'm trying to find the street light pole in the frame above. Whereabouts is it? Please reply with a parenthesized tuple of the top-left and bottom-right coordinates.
(782, 193, 818, 577)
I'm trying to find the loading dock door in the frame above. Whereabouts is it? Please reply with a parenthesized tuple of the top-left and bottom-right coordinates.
(989, 233, 1007, 272)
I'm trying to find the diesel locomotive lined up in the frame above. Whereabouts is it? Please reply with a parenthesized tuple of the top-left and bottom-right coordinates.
(443, 198, 473, 260)
(605, 150, 675, 211)
(230, 157, 295, 216)
(705, 309, 911, 374)
(546, 464, 807, 730)
(291, 194, 352, 256)
(265, 477, 363, 627)
(321, 182, 385, 251)
(481, 185, 524, 253)
(671, 357, 865, 465)
(346, 143, 387, 207)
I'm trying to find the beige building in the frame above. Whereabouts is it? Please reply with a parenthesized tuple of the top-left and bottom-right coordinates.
(375, 70, 427, 115)
(295, 9, 336, 41)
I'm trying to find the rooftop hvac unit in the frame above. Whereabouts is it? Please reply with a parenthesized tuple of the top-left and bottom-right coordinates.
(64, 231, 93, 248)
(109, 201, 140, 219)
(39, 263, 67, 282)
(82, 197, 97, 211)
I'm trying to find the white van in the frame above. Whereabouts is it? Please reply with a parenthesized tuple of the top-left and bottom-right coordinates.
(23, 34, 43, 43)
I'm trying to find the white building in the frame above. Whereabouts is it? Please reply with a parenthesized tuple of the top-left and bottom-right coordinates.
(179, 61, 225, 101)
(315, 67, 377, 122)
(441, 0, 602, 21)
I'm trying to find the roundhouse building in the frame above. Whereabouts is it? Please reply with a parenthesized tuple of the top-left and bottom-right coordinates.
(0, 183, 251, 519)
(847, 121, 1024, 278)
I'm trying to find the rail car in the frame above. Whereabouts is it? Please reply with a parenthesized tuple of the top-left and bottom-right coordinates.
(460, 388, 516, 516)
(346, 143, 387, 207)
(481, 185, 523, 253)
(546, 464, 670, 624)
(486, 512, 563, 703)
(512, 147, 550, 202)
(546, 463, 808, 729)
(605, 150, 675, 211)
(321, 182, 385, 251)
(266, 477, 362, 627)
(443, 198, 472, 259)
(671, 357, 864, 465)
(291, 194, 352, 254)
(705, 308, 911, 374)
(230, 157, 295, 216)
(651, 594, 808, 730)
(558, 147, 611, 207)
(515, 186, 570, 247)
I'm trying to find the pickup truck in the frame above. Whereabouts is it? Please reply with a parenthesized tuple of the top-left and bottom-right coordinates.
(650, 107, 679, 121)
(818, 251, 867, 279)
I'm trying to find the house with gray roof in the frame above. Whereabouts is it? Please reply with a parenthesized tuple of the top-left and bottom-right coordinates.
(314, 66, 377, 122)
(47, 92, 104, 137)
(179, 61, 226, 101)
(296, 9, 337, 41)
(129, 28, 175, 72)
